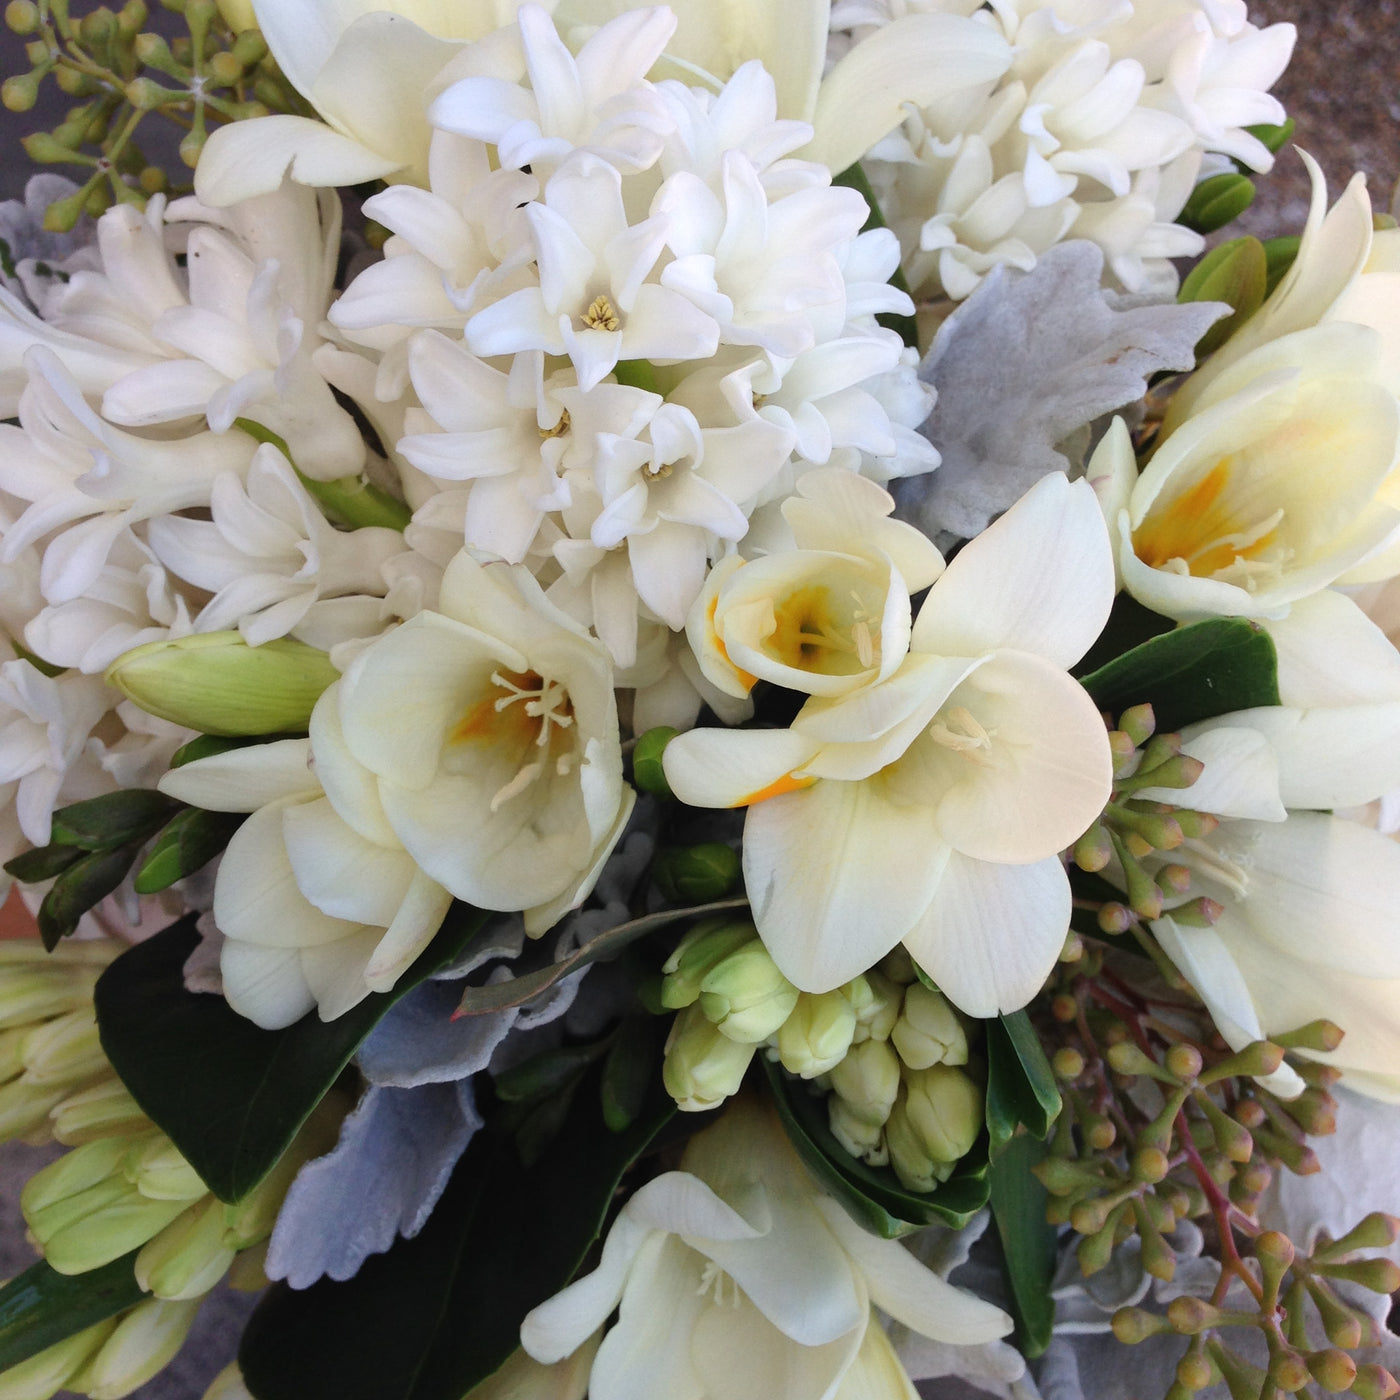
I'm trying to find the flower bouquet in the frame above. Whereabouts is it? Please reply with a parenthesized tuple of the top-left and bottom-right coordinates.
(1, 0, 1399, 1397)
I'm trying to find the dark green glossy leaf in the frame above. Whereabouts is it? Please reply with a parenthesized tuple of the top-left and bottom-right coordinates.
(985, 1011, 1062, 1150)
(238, 1075, 675, 1400)
(48, 790, 182, 850)
(453, 898, 749, 1017)
(95, 906, 487, 1203)
(763, 1057, 989, 1238)
(1078, 617, 1279, 732)
(0, 1252, 144, 1371)
(833, 162, 919, 349)
(38, 843, 142, 950)
(988, 1132, 1057, 1358)
(601, 1016, 657, 1133)
(3, 842, 84, 884)
(133, 808, 245, 894)
(1072, 593, 1175, 681)
(492, 1043, 604, 1104)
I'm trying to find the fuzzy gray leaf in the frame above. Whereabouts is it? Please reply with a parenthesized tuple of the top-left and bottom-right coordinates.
(357, 979, 520, 1089)
(893, 242, 1226, 544)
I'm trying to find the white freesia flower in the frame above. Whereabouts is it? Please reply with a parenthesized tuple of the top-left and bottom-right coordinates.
(145, 445, 406, 648)
(520, 1096, 1015, 1399)
(664, 473, 1115, 1015)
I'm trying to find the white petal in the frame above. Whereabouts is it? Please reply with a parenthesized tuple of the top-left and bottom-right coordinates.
(157, 738, 319, 811)
(1139, 725, 1285, 821)
(663, 726, 821, 809)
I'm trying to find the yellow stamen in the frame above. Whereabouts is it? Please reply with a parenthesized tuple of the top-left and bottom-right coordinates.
(583, 295, 620, 332)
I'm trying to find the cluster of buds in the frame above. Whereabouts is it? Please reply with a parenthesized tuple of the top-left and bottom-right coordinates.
(660, 924, 984, 1190)
(1, 0, 300, 228)
(0, 938, 121, 1144)
(1035, 925, 1400, 1399)
(1073, 704, 1223, 954)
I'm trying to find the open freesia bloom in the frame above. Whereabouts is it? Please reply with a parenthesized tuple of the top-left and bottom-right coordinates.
(520, 1097, 1014, 1400)
(664, 474, 1116, 1016)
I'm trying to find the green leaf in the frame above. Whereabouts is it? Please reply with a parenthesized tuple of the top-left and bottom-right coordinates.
(38, 843, 143, 951)
(238, 1076, 675, 1400)
(1177, 235, 1267, 356)
(988, 1132, 1057, 1359)
(985, 1011, 1061, 1151)
(0, 1252, 144, 1372)
(133, 808, 245, 894)
(763, 1057, 989, 1239)
(48, 790, 182, 850)
(1177, 174, 1255, 236)
(452, 898, 750, 1017)
(1072, 593, 1175, 681)
(95, 906, 487, 1203)
(601, 1016, 657, 1133)
(832, 161, 920, 350)
(1078, 617, 1279, 732)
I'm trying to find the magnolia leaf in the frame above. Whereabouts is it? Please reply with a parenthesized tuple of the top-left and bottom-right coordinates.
(763, 1057, 989, 1238)
(95, 907, 487, 1203)
(985, 1011, 1061, 1151)
(0, 1252, 144, 1372)
(988, 1132, 1057, 1359)
(238, 1072, 675, 1400)
(1078, 617, 1280, 731)
(452, 898, 750, 1017)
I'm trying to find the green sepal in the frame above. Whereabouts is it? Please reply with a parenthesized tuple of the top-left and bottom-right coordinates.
(234, 418, 411, 531)
(38, 843, 144, 950)
(1262, 235, 1301, 298)
(630, 726, 677, 796)
(95, 907, 487, 1203)
(48, 790, 182, 851)
(1177, 235, 1267, 356)
(3, 842, 85, 884)
(1078, 617, 1280, 732)
(985, 1011, 1061, 1151)
(492, 1043, 606, 1104)
(133, 808, 245, 894)
(652, 842, 741, 903)
(1243, 116, 1295, 156)
(833, 161, 920, 350)
(1177, 173, 1255, 235)
(237, 1073, 675, 1400)
(601, 1015, 657, 1133)
(763, 1056, 989, 1239)
(988, 1132, 1057, 1358)
(0, 1251, 145, 1373)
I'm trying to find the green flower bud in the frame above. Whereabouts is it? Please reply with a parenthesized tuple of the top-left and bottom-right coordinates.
(44, 1190, 192, 1273)
(19, 1007, 106, 1086)
(106, 632, 339, 736)
(653, 841, 741, 903)
(136, 1197, 236, 1300)
(828, 1097, 884, 1162)
(0, 1077, 67, 1140)
(51, 1076, 151, 1145)
(844, 971, 900, 1043)
(631, 726, 677, 796)
(884, 1094, 951, 1194)
(662, 1004, 755, 1111)
(776, 990, 856, 1080)
(1178, 172, 1256, 234)
(891, 982, 968, 1069)
(125, 1134, 209, 1201)
(1, 73, 39, 112)
(697, 942, 798, 1043)
(1177, 235, 1267, 357)
(0, 1317, 116, 1400)
(21, 1135, 128, 1219)
(0, 964, 101, 1031)
(0, 1024, 29, 1082)
(902, 1064, 983, 1165)
(74, 1296, 201, 1400)
(660, 919, 757, 1009)
(5, 2, 41, 35)
(26, 1173, 139, 1251)
(829, 1038, 900, 1128)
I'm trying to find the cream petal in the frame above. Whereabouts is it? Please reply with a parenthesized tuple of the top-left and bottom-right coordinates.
(902, 853, 1070, 1018)
(1141, 725, 1284, 820)
(663, 726, 821, 809)
(282, 796, 418, 925)
(911, 475, 1114, 669)
(363, 870, 455, 991)
(219, 941, 316, 1030)
(157, 738, 318, 811)
(308, 687, 400, 848)
(742, 777, 950, 993)
(300, 926, 383, 1021)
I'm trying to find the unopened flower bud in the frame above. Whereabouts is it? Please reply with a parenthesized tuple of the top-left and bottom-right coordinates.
(901, 1064, 983, 1165)
(51, 1077, 151, 1145)
(660, 920, 757, 1009)
(215, 0, 256, 27)
(828, 1098, 884, 1160)
(126, 1134, 208, 1202)
(136, 1196, 237, 1300)
(0, 964, 102, 1031)
(632, 726, 678, 796)
(662, 1005, 755, 1111)
(776, 991, 856, 1079)
(22, 1136, 129, 1221)
(891, 982, 968, 1069)
(19, 1007, 107, 1086)
(846, 970, 900, 1043)
(654, 841, 742, 903)
(697, 943, 798, 1044)
(0, 1317, 116, 1400)
(203, 1363, 256, 1400)
(108, 632, 339, 736)
(829, 1039, 900, 1130)
(76, 1296, 201, 1400)
(884, 1095, 948, 1194)
(42, 1184, 191, 1273)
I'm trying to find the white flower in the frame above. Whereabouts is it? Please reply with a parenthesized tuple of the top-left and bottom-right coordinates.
(664, 473, 1115, 1015)
(520, 1096, 1014, 1400)
(145, 445, 406, 648)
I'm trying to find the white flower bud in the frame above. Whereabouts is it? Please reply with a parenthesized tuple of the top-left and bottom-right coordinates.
(891, 982, 969, 1070)
(663, 1005, 756, 1111)
(844, 971, 902, 1043)
(828, 1098, 883, 1161)
(51, 1077, 151, 1146)
(76, 1296, 201, 1400)
(884, 1095, 950, 1195)
(776, 991, 857, 1080)
(828, 1039, 900, 1130)
(126, 1136, 208, 1203)
(903, 1065, 983, 1165)
(660, 920, 758, 1009)
(698, 943, 799, 1044)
